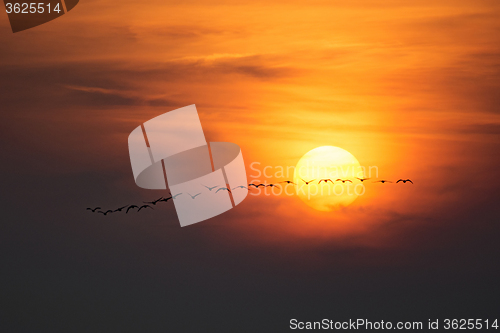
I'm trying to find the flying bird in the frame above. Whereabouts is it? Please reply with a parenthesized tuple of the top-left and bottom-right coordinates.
(138, 205, 153, 212)
(126, 205, 138, 213)
(318, 179, 334, 184)
(144, 197, 163, 205)
(265, 184, 280, 188)
(172, 193, 183, 199)
(97, 210, 114, 216)
(232, 186, 248, 190)
(159, 196, 172, 202)
(356, 177, 370, 182)
(113, 205, 129, 212)
(373, 180, 393, 184)
(300, 178, 316, 185)
(86, 207, 101, 212)
(202, 185, 218, 191)
(396, 179, 413, 184)
(216, 187, 231, 193)
(279, 180, 296, 185)
(336, 179, 352, 183)
(248, 183, 260, 188)
(188, 193, 202, 199)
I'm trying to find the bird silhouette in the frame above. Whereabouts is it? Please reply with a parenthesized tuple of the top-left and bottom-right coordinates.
(300, 178, 316, 185)
(188, 193, 202, 199)
(126, 205, 138, 213)
(373, 180, 393, 184)
(396, 179, 413, 184)
(86, 207, 101, 212)
(202, 185, 218, 191)
(144, 197, 163, 205)
(232, 186, 248, 190)
(97, 210, 113, 216)
(265, 184, 280, 188)
(336, 179, 352, 183)
(113, 205, 129, 212)
(279, 180, 296, 185)
(216, 187, 231, 193)
(138, 205, 153, 212)
(172, 193, 183, 199)
(159, 196, 172, 202)
(248, 183, 260, 188)
(318, 179, 334, 184)
(356, 177, 370, 182)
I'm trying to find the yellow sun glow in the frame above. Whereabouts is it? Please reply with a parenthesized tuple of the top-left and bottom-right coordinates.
(293, 146, 365, 212)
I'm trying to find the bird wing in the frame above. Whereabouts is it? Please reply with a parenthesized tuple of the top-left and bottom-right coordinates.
(408, 180, 413, 184)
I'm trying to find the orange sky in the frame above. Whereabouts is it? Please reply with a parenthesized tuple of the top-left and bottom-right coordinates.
(1, 0, 499, 248)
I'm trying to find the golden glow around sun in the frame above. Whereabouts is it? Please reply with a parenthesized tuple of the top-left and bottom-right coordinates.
(293, 146, 365, 212)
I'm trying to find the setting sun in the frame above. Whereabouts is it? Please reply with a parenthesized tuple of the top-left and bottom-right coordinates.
(293, 146, 365, 212)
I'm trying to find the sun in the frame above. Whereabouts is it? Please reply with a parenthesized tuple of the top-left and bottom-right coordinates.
(293, 146, 365, 212)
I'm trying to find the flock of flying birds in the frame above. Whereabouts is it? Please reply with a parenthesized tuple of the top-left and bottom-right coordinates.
(87, 178, 413, 216)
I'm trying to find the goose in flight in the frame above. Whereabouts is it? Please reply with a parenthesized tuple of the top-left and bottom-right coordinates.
(356, 177, 370, 182)
(396, 179, 413, 184)
(126, 205, 138, 213)
(249, 183, 266, 188)
(216, 187, 232, 193)
(318, 179, 334, 184)
(202, 185, 218, 191)
(138, 205, 153, 212)
(86, 207, 101, 212)
(300, 178, 316, 185)
(279, 180, 296, 185)
(97, 210, 114, 216)
(188, 193, 202, 199)
(373, 180, 393, 184)
(336, 179, 352, 183)
(144, 197, 163, 205)
(113, 205, 129, 212)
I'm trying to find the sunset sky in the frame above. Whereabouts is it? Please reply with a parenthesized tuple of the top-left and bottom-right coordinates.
(1, 0, 499, 331)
